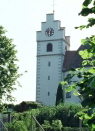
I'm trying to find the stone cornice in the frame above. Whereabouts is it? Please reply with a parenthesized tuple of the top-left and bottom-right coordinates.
(37, 53, 65, 57)
(37, 38, 70, 46)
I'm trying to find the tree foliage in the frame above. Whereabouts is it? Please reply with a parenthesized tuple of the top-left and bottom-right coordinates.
(0, 26, 20, 102)
(75, 0, 95, 29)
(55, 83, 64, 106)
(62, 0, 95, 130)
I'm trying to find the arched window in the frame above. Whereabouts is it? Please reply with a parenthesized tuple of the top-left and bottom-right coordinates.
(47, 43, 52, 52)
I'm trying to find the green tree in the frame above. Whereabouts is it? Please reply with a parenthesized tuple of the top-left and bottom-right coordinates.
(62, 0, 95, 130)
(76, 0, 95, 29)
(55, 83, 64, 106)
(0, 26, 20, 102)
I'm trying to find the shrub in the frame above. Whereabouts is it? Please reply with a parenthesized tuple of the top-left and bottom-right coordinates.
(52, 119, 63, 131)
(14, 104, 22, 112)
(36, 106, 56, 124)
(25, 101, 42, 109)
(10, 110, 38, 130)
(42, 119, 63, 131)
(62, 127, 89, 131)
(14, 101, 42, 112)
(36, 103, 81, 127)
(7, 104, 14, 109)
(6, 120, 28, 131)
(42, 120, 52, 131)
(55, 103, 82, 127)
(36, 103, 82, 127)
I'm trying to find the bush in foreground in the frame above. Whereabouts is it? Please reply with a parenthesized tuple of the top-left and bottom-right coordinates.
(6, 120, 28, 131)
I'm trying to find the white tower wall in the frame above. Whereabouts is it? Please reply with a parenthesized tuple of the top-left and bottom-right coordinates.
(36, 14, 70, 106)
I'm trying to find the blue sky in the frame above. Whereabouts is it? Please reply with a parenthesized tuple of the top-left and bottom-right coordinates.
(0, 0, 94, 104)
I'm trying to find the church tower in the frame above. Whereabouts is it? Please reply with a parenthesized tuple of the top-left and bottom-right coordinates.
(36, 13, 70, 106)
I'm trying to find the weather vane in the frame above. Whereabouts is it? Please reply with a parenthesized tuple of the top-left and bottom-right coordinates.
(52, 0, 57, 13)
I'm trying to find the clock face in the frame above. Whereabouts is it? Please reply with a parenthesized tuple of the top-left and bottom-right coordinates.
(45, 28, 54, 37)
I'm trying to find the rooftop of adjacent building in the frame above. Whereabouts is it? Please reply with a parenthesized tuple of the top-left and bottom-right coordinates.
(63, 44, 90, 71)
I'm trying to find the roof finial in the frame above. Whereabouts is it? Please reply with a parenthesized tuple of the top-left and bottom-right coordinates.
(52, 0, 56, 13)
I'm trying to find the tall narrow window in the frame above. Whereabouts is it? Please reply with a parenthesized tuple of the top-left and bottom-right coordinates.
(48, 76, 50, 80)
(48, 61, 51, 66)
(65, 46, 67, 51)
(66, 74, 71, 98)
(48, 92, 50, 96)
(47, 43, 52, 52)
(66, 92, 71, 98)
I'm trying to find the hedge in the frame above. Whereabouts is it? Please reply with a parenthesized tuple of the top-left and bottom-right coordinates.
(62, 127, 89, 131)
(36, 103, 82, 127)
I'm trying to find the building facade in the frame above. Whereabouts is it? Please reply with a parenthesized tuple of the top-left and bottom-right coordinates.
(36, 13, 81, 106)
